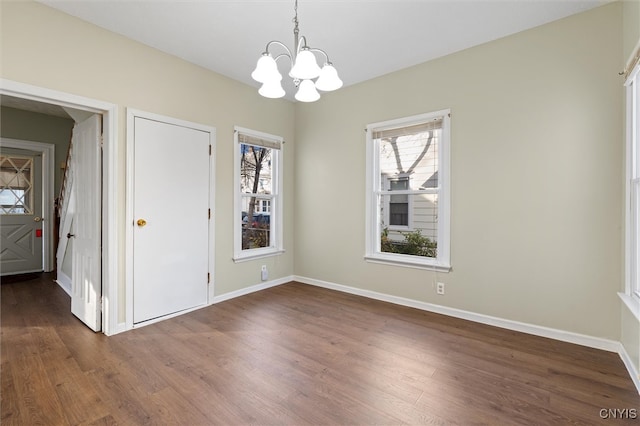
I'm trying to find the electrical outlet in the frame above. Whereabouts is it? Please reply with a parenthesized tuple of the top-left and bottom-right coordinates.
(436, 282, 445, 295)
(261, 265, 268, 281)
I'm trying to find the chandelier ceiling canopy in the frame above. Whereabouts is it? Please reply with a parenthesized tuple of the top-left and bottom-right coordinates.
(251, 0, 343, 103)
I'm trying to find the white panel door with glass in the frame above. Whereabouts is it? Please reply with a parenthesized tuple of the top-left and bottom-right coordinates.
(0, 150, 43, 275)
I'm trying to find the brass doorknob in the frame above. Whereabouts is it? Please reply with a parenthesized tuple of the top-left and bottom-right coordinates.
(137, 219, 147, 227)
(34, 216, 42, 222)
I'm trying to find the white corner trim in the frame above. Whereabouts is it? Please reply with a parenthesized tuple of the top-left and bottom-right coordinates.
(618, 342, 640, 395)
(212, 275, 294, 304)
(295, 275, 621, 353)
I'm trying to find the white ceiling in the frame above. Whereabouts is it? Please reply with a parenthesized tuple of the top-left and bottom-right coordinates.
(38, 0, 608, 101)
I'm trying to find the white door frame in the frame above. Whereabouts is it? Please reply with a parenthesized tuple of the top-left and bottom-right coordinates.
(0, 138, 55, 273)
(125, 108, 216, 330)
(0, 79, 121, 335)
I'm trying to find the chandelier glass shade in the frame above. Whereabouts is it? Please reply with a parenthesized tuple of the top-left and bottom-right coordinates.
(251, 0, 343, 102)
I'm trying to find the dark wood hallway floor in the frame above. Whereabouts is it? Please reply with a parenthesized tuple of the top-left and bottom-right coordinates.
(1, 273, 638, 425)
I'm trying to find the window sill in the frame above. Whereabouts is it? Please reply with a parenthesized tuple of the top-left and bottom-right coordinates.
(618, 292, 640, 322)
(233, 249, 285, 263)
(364, 253, 451, 272)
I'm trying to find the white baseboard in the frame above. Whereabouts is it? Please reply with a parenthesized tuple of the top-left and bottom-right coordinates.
(294, 275, 621, 353)
(211, 275, 295, 304)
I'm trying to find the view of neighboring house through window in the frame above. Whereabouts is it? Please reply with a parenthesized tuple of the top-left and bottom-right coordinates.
(626, 62, 640, 299)
(256, 199, 271, 213)
(366, 110, 451, 271)
(388, 176, 410, 227)
(234, 126, 283, 261)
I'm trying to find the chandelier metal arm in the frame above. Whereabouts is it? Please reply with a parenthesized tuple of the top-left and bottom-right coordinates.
(264, 40, 293, 60)
(274, 53, 293, 64)
(308, 47, 332, 65)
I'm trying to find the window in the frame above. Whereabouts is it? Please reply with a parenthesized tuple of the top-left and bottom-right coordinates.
(234, 126, 283, 261)
(626, 63, 640, 299)
(256, 199, 271, 213)
(365, 110, 451, 271)
(0, 155, 33, 215)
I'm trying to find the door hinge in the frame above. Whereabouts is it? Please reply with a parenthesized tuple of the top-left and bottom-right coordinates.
(208, 208, 211, 219)
(100, 296, 104, 312)
(207, 273, 210, 284)
(209, 145, 212, 156)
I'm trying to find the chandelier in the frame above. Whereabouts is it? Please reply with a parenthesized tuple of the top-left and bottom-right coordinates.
(251, 0, 343, 102)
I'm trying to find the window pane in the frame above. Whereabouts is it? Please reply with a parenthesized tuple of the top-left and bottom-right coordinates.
(378, 129, 439, 191)
(380, 193, 438, 258)
(0, 189, 27, 214)
(240, 144, 273, 195)
(389, 202, 408, 226)
(241, 195, 271, 250)
(240, 144, 274, 250)
(388, 177, 409, 226)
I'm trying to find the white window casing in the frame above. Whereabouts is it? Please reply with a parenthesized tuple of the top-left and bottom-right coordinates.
(365, 110, 451, 271)
(625, 63, 640, 303)
(233, 126, 284, 262)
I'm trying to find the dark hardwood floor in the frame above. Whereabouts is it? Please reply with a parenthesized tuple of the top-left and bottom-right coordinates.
(1, 273, 638, 425)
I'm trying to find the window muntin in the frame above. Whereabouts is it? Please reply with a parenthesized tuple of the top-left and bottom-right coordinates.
(366, 110, 450, 270)
(234, 127, 283, 261)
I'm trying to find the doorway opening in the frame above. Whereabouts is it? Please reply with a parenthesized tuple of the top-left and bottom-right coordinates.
(0, 79, 119, 335)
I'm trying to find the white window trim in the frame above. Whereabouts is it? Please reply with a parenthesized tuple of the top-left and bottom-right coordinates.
(622, 62, 640, 321)
(233, 126, 284, 262)
(365, 110, 451, 272)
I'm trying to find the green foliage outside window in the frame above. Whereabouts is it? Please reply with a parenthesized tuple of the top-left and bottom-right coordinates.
(381, 227, 437, 258)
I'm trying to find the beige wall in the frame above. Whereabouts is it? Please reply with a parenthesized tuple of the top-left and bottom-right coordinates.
(294, 3, 624, 339)
(623, 0, 640, 63)
(0, 107, 74, 194)
(1, 0, 296, 325)
(621, 0, 640, 383)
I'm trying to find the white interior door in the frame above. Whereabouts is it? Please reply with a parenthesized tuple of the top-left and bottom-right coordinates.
(71, 114, 102, 332)
(133, 116, 211, 324)
(0, 149, 43, 275)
